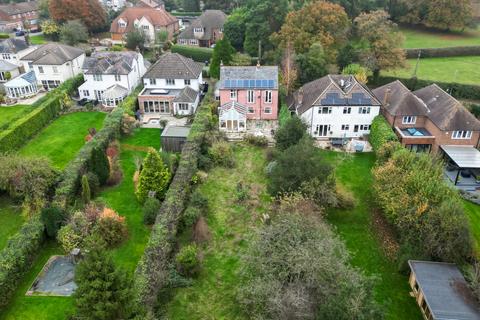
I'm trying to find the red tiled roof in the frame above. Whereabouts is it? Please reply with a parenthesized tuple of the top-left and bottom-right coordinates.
(110, 7, 177, 34)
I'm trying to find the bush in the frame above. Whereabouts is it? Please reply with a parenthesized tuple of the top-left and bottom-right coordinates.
(274, 116, 307, 151)
(335, 184, 356, 209)
(81, 174, 91, 204)
(182, 206, 202, 228)
(208, 141, 235, 167)
(0, 219, 45, 308)
(85, 172, 100, 197)
(171, 44, 213, 62)
(175, 244, 200, 277)
(369, 115, 398, 153)
(57, 224, 83, 253)
(40, 206, 65, 238)
(245, 134, 269, 147)
(136, 148, 172, 203)
(143, 197, 161, 225)
(94, 208, 128, 247)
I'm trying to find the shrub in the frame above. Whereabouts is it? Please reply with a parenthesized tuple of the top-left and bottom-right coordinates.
(85, 172, 100, 197)
(143, 197, 161, 225)
(171, 44, 213, 62)
(81, 175, 91, 204)
(40, 206, 65, 238)
(369, 115, 398, 153)
(274, 116, 307, 151)
(182, 206, 202, 228)
(94, 208, 128, 247)
(208, 141, 235, 167)
(57, 224, 83, 253)
(189, 189, 208, 212)
(175, 244, 200, 277)
(245, 134, 269, 147)
(0, 219, 45, 308)
(335, 184, 356, 209)
(136, 148, 172, 203)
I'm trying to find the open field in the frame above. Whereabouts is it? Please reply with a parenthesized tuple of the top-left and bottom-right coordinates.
(382, 56, 480, 85)
(19, 112, 106, 169)
(0, 195, 24, 251)
(0, 105, 34, 129)
(401, 26, 480, 49)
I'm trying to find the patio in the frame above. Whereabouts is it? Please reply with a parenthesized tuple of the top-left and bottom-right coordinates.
(441, 145, 480, 191)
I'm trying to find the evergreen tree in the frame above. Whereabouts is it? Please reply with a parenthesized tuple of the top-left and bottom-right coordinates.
(182, 0, 200, 11)
(74, 243, 132, 319)
(135, 148, 171, 203)
(209, 38, 235, 79)
(81, 174, 91, 204)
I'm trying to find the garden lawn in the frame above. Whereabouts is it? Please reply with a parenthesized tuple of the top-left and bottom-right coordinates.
(98, 128, 161, 274)
(29, 34, 46, 45)
(19, 112, 106, 169)
(0, 105, 34, 129)
(463, 200, 480, 256)
(0, 195, 24, 251)
(322, 151, 422, 320)
(401, 26, 480, 49)
(382, 56, 480, 85)
(165, 145, 271, 320)
(0, 242, 74, 320)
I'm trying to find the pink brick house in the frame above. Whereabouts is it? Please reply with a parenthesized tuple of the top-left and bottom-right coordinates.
(218, 65, 279, 133)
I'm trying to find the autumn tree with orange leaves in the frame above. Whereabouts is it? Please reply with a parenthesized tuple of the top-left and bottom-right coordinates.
(49, 0, 107, 32)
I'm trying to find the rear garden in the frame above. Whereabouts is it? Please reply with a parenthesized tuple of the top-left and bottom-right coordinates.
(0, 196, 24, 251)
(0, 105, 34, 129)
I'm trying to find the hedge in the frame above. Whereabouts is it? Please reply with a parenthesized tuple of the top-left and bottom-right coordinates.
(406, 46, 480, 59)
(369, 115, 398, 153)
(134, 92, 214, 313)
(0, 218, 45, 308)
(370, 76, 480, 101)
(171, 44, 213, 62)
(0, 75, 84, 153)
(171, 11, 202, 16)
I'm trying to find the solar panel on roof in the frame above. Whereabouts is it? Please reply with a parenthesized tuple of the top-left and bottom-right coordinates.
(249, 79, 255, 88)
(268, 80, 275, 88)
(261, 80, 268, 87)
(224, 79, 231, 88)
(255, 79, 262, 87)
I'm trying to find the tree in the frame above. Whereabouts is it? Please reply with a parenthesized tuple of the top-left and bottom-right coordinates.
(81, 174, 91, 204)
(296, 42, 329, 84)
(424, 0, 473, 31)
(136, 148, 171, 203)
(355, 10, 406, 80)
(203, 0, 246, 12)
(38, 0, 50, 20)
(74, 243, 133, 319)
(223, 8, 247, 51)
(342, 63, 368, 84)
(125, 29, 146, 51)
(40, 207, 64, 238)
(209, 38, 235, 79)
(49, 0, 107, 32)
(268, 137, 333, 195)
(60, 20, 88, 46)
(41, 19, 60, 40)
(273, 1, 350, 61)
(280, 42, 298, 94)
(274, 116, 307, 151)
(182, 0, 200, 11)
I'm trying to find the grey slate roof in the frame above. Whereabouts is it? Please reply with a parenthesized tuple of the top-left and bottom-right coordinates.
(173, 86, 198, 103)
(372, 80, 429, 117)
(287, 75, 381, 115)
(144, 52, 203, 79)
(21, 43, 84, 65)
(409, 260, 480, 320)
(413, 84, 480, 131)
(0, 37, 28, 54)
(0, 1, 38, 15)
(0, 59, 19, 71)
(178, 10, 227, 41)
(82, 51, 140, 75)
(161, 125, 191, 138)
(219, 66, 278, 89)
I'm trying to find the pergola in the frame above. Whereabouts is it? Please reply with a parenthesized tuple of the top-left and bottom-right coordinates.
(441, 145, 480, 185)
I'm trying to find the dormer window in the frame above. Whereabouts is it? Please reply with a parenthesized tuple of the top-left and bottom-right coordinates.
(118, 20, 127, 28)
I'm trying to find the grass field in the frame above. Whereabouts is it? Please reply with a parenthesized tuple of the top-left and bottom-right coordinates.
(0, 105, 34, 129)
(165, 145, 270, 319)
(322, 151, 421, 320)
(99, 128, 161, 273)
(29, 34, 46, 45)
(19, 112, 106, 169)
(401, 26, 480, 49)
(0, 195, 24, 251)
(382, 56, 480, 85)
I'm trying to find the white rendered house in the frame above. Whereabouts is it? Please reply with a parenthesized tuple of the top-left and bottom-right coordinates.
(78, 51, 147, 108)
(287, 75, 381, 140)
(20, 43, 85, 91)
(0, 37, 37, 71)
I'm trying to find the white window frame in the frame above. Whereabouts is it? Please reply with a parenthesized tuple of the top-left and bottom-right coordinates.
(264, 90, 272, 103)
(52, 66, 58, 73)
(93, 74, 102, 81)
(230, 89, 237, 100)
(184, 79, 191, 85)
(402, 116, 417, 125)
(452, 131, 472, 139)
(248, 106, 254, 114)
(82, 90, 89, 97)
(115, 74, 121, 82)
(359, 106, 371, 114)
(150, 78, 156, 85)
(343, 107, 351, 114)
(247, 90, 255, 104)
(178, 103, 189, 111)
(166, 78, 175, 85)
(38, 66, 44, 73)
(315, 124, 331, 137)
(319, 106, 332, 114)
(341, 124, 350, 131)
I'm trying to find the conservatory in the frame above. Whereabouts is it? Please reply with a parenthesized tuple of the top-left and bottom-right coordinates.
(5, 71, 39, 99)
(101, 84, 128, 108)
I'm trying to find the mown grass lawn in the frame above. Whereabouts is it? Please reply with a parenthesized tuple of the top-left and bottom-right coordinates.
(99, 128, 161, 273)
(401, 26, 480, 49)
(165, 145, 271, 320)
(382, 56, 480, 85)
(29, 34, 46, 45)
(19, 112, 106, 169)
(322, 151, 422, 320)
(0, 105, 34, 129)
(463, 200, 480, 255)
(0, 195, 24, 251)
(0, 242, 75, 320)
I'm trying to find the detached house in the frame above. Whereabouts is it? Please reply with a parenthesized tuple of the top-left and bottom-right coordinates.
(78, 51, 147, 108)
(287, 75, 381, 140)
(372, 80, 480, 153)
(138, 52, 203, 119)
(177, 10, 226, 47)
(0, 37, 36, 82)
(136, 0, 165, 9)
(20, 43, 85, 91)
(110, 7, 178, 45)
(218, 65, 279, 133)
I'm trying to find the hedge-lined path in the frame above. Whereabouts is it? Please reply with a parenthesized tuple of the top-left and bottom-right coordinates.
(0, 196, 24, 251)
(165, 145, 270, 319)
(322, 151, 422, 320)
(19, 112, 106, 169)
(99, 128, 161, 273)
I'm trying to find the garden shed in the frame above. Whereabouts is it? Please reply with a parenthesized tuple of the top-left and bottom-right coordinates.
(161, 126, 190, 153)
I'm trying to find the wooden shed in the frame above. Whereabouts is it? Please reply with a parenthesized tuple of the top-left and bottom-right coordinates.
(161, 126, 191, 153)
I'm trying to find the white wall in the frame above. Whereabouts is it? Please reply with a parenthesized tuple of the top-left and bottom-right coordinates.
(143, 73, 202, 91)
(174, 94, 200, 116)
(32, 53, 85, 84)
(299, 105, 380, 139)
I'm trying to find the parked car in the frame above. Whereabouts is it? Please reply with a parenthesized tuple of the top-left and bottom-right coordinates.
(15, 30, 25, 37)
(78, 98, 89, 106)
